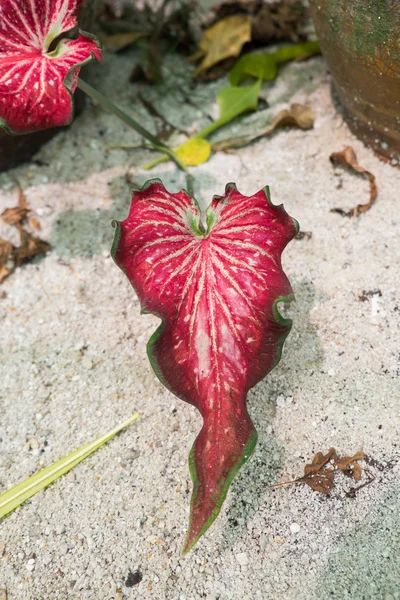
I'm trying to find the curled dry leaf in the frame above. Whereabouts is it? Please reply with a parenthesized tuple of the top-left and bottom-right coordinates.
(330, 146, 378, 217)
(190, 15, 252, 77)
(0, 187, 50, 284)
(0, 239, 14, 284)
(212, 103, 314, 152)
(30, 217, 42, 231)
(14, 226, 51, 269)
(272, 103, 314, 130)
(1, 182, 29, 226)
(0, 227, 51, 285)
(299, 447, 337, 494)
(300, 466, 335, 495)
(336, 449, 365, 481)
(1, 206, 29, 226)
(273, 447, 366, 495)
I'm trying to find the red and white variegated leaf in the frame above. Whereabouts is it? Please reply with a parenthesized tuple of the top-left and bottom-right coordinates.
(112, 180, 298, 552)
(0, 0, 101, 134)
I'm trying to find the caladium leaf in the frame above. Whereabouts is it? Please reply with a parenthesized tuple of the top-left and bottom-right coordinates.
(112, 180, 298, 552)
(0, 0, 102, 134)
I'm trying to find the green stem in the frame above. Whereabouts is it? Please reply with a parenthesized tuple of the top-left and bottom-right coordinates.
(186, 173, 194, 197)
(77, 78, 192, 188)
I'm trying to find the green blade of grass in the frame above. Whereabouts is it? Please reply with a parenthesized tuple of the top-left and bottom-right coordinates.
(0, 412, 140, 520)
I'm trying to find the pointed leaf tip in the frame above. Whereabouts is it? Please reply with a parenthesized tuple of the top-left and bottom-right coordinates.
(183, 424, 258, 553)
(113, 180, 297, 548)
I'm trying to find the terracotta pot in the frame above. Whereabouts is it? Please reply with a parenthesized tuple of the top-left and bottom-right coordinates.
(309, 0, 400, 161)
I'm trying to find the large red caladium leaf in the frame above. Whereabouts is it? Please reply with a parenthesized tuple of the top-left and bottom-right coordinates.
(112, 180, 298, 552)
(0, 0, 101, 134)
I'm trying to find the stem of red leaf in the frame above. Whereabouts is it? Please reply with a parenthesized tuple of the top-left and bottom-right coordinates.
(77, 78, 193, 192)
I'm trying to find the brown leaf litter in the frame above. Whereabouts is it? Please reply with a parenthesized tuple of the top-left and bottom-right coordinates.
(272, 447, 368, 496)
(189, 15, 252, 77)
(0, 184, 50, 284)
(330, 146, 378, 218)
(193, 0, 308, 80)
(213, 0, 308, 44)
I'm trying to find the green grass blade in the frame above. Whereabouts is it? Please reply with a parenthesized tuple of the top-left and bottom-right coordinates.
(0, 413, 140, 520)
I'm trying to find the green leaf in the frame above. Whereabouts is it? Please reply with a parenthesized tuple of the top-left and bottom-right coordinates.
(144, 81, 261, 169)
(273, 40, 320, 64)
(197, 80, 261, 139)
(0, 413, 140, 520)
(176, 138, 211, 166)
(229, 54, 277, 86)
(229, 41, 321, 86)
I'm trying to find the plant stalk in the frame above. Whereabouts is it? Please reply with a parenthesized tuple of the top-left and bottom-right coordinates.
(77, 78, 193, 191)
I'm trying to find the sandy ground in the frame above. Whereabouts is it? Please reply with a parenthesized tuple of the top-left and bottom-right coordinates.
(0, 42, 399, 600)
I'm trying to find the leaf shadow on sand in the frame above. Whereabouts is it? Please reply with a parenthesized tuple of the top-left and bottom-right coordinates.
(49, 170, 207, 258)
(314, 485, 400, 599)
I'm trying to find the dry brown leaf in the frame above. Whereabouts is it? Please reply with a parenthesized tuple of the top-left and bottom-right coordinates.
(272, 447, 367, 495)
(297, 447, 337, 494)
(30, 217, 41, 231)
(297, 468, 335, 495)
(1, 183, 29, 225)
(0, 187, 50, 284)
(335, 449, 365, 481)
(212, 103, 314, 151)
(0, 238, 14, 284)
(213, 0, 308, 44)
(271, 103, 314, 131)
(190, 15, 252, 76)
(14, 226, 51, 268)
(0, 229, 51, 285)
(330, 146, 378, 217)
(1, 206, 28, 225)
(304, 448, 337, 475)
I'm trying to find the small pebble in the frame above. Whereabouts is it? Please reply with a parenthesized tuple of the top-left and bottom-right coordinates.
(290, 523, 301, 534)
(276, 395, 285, 408)
(26, 558, 35, 571)
(235, 552, 249, 566)
(43, 554, 52, 566)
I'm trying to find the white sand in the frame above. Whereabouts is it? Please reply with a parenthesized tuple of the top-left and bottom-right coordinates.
(0, 46, 399, 600)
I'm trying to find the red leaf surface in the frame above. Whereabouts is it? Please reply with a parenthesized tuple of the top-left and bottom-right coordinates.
(112, 180, 298, 552)
(0, 0, 101, 134)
